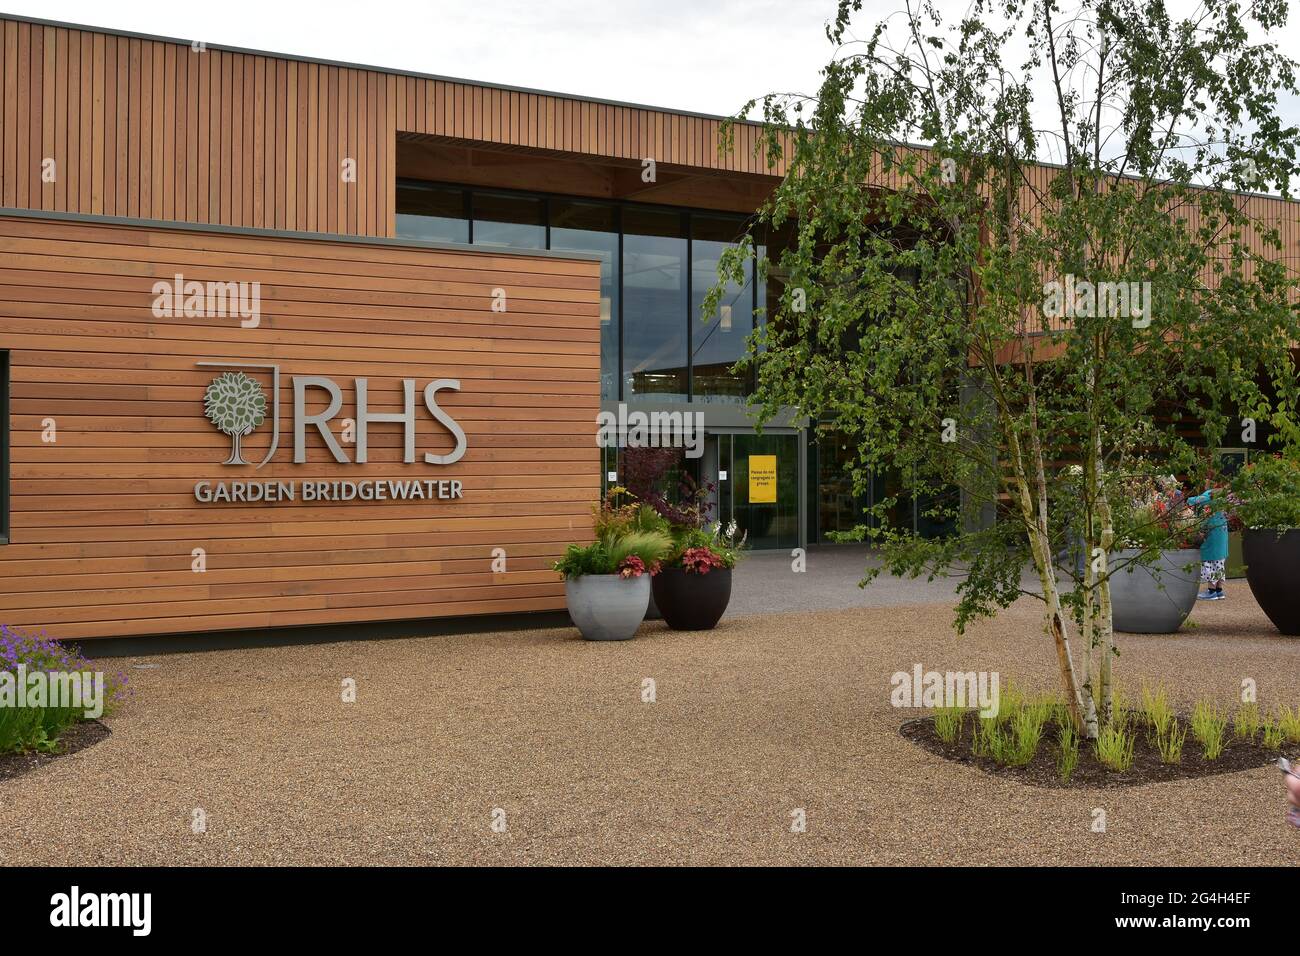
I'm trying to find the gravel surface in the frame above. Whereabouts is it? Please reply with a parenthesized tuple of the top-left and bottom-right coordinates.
(2, 578, 1297, 866)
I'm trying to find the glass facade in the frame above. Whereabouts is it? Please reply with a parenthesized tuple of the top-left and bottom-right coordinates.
(623, 207, 688, 401)
(691, 214, 753, 402)
(395, 180, 759, 404)
(550, 200, 620, 402)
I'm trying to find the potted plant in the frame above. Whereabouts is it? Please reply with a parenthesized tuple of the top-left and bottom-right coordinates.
(1107, 476, 1202, 634)
(554, 531, 670, 641)
(555, 489, 671, 641)
(652, 521, 747, 631)
(1231, 454, 1300, 635)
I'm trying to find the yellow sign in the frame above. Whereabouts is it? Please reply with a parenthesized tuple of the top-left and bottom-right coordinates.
(748, 455, 777, 503)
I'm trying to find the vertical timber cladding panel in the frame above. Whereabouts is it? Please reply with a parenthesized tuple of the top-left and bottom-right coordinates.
(0, 18, 398, 235)
(0, 213, 602, 640)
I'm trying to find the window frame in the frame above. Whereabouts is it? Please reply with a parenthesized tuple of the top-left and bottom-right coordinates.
(394, 178, 760, 403)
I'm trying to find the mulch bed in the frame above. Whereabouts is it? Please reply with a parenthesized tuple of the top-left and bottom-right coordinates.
(901, 713, 1281, 789)
(0, 720, 111, 783)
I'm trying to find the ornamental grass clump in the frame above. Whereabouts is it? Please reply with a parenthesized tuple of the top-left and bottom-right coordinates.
(933, 703, 965, 746)
(1154, 720, 1187, 765)
(1140, 682, 1175, 741)
(1057, 719, 1080, 783)
(1191, 700, 1228, 761)
(1262, 720, 1285, 750)
(1095, 722, 1136, 772)
(1276, 705, 1300, 744)
(1234, 701, 1262, 741)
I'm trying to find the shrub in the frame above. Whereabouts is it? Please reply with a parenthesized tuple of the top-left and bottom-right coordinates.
(0, 624, 128, 755)
(1230, 455, 1300, 530)
(1190, 700, 1228, 760)
(1095, 723, 1136, 772)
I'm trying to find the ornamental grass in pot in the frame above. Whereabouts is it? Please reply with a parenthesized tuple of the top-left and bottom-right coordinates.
(1232, 455, 1300, 635)
(554, 489, 671, 641)
(652, 521, 748, 631)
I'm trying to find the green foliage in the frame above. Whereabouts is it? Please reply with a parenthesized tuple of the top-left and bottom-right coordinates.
(662, 521, 747, 570)
(1057, 719, 1080, 782)
(1095, 723, 1136, 772)
(1277, 705, 1300, 744)
(553, 530, 671, 580)
(1191, 700, 1228, 760)
(1231, 455, 1300, 530)
(705, 0, 1300, 729)
(1140, 683, 1175, 741)
(1233, 701, 1262, 741)
(970, 687, 1051, 766)
(933, 703, 965, 745)
(1155, 720, 1187, 765)
(1262, 720, 1285, 750)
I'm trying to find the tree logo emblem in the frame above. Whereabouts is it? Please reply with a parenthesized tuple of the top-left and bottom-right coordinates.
(204, 371, 267, 465)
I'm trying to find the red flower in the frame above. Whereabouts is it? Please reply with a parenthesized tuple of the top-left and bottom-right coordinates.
(618, 555, 647, 579)
(681, 547, 725, 575)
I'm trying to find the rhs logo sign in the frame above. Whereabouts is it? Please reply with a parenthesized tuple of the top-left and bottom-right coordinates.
(194, 361, 469, 505)
(204, 371, 267, 465)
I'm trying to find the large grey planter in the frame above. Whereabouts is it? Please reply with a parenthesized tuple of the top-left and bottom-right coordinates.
(1108, 548, 1200, 633)
(564, 574, 650, 641)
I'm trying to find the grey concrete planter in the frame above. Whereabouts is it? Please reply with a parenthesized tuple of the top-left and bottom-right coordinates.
(1109, 548, 1200, 634)
(564, 574, 650, 641)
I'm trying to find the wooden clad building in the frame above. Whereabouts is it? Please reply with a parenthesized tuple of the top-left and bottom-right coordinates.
(0, 211, 600, 640)
(2, 13, 1299, 642)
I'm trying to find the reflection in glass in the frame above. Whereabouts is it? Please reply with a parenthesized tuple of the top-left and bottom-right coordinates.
(472, 192, 545, 249)
(731, 432, 799, 550)
(394, 182, 468, 243)
(691, 214, 753, 402)
(551, 200, 620, 401)
(623, 207, 687, 401)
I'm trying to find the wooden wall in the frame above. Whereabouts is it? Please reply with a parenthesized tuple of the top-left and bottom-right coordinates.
(0, 213, 601, 639)
(0, 15, 780, 238)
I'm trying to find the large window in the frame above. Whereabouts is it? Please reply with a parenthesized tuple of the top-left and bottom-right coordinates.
(471, 192, 546, 250)
(622, 207, 688, 402)
(691, 214, 753, 402)
(0, 351, 8, 544)
(395, 180, 761, 403)
(550, 200, 620, 400)
(394, 182, 468, 243)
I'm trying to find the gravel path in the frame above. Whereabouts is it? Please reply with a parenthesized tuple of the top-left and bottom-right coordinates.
(2, 579, 1297, 866)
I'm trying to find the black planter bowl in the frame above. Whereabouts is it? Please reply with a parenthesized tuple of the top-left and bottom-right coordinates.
(1242, 528, 1300, 635)
(652, 567, 732, 631)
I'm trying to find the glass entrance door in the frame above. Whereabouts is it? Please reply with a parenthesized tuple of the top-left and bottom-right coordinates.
(715, 432, 799, 550)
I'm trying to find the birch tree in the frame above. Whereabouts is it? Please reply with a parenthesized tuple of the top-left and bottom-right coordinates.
(709, 0, 1300, 736)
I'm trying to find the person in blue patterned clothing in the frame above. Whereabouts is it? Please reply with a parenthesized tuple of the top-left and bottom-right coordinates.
(1189, 484, 1229, 601)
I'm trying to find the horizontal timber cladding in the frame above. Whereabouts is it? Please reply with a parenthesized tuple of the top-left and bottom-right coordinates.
(0, 212, 603, 639)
